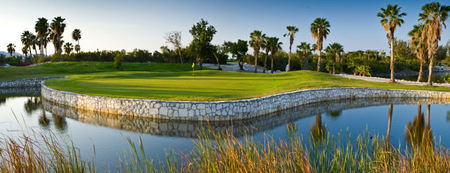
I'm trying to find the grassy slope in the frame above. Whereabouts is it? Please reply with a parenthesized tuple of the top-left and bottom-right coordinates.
(0, 61, 195, 81)
(45, 66, 450, 101)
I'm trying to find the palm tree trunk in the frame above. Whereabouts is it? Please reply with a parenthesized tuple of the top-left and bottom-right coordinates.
(390, 39, 395, 83)
(263, 50, 268, 73)
(427, 56, 433, 86)
(332, 53, 337, 74)
(317, 51, 321, 72)
(417, 57, 424, 82)
(254, 50, 258, 73)
(271, 54, 274, 74)
(287, 44, 291, 72)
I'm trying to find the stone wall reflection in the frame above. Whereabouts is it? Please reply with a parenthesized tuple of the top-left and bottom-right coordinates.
(43, 97, 447, 138)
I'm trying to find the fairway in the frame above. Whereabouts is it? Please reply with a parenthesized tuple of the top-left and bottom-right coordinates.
(45, 70, 450, 101)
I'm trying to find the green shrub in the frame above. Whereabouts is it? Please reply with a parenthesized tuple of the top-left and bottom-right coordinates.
(114, 54, 122, 69)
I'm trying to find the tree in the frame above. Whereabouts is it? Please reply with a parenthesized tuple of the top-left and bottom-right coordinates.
(64, 42, 73, 54)
(35, 17, 49, 56)
(188, 19, 216, 69)
(223, 40, 248, 71)
(249, 30, 264, 73)
(6, 43, 15, 57)
(72, 29, 82, 53)
(326, 43, 344, 74)
(261, 35, 270, 73)
(310, 18, 330, 72)
(408, 24, 428, 82)
(165, 31, 183, 63)
(22, 47, 28, 58)
(297, 42, 312, 69)
(419, 2, 449, 86)
(30, 34, 38, 56)
(283, 26, 299, 72)
(267, 37, 282, 73)
(50, 17, 66, 54)
(377, 4, 406, 82)
(21, 31, 34, 59)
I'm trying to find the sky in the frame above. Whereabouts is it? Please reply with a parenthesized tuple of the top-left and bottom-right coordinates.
(0, 0, 449, 55)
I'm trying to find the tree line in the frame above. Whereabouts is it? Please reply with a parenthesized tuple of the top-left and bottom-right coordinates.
(2, 2, 449, 85)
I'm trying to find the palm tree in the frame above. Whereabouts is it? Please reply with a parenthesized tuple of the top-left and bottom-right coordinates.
(310, 18, 330, 72)
(261, 35, 270, 73)
(50, 17, 66, 54)
(249, 30, 264, 73)
(6, 43, 15, 57)
(408, 24, 427, 82)
(21, 31, 34, 58)
(72, 29, 81, 53)
(284, 26, 299, 72)
(377, 4, 406, 83)
(35, 17, 49, 56)
(297, 42, 312, 70)
(22, 47, 28, 59)
(418, 2, 449, 86)
(267, 37, 282, 73)
(327, 43, 344, 74)
(30, 34, 38, 57)
(64, 42, 73, 54)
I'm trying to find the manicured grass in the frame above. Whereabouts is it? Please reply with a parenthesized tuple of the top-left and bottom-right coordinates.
(46, 67, 450, 101)
(0, 61, 196, 81)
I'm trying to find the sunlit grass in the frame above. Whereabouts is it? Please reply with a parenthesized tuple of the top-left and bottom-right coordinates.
(46, 69, 449, 101)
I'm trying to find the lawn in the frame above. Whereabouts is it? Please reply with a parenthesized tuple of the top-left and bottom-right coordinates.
(44, 63, 450, 101)
(0, 61, 195, 81)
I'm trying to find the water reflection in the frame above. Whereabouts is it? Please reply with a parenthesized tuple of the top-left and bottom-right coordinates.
(310, 114, 326, 141)
(24, 97, 41, 114)
(326, 110, 342, 119)
(42, 97, 448, 138)
(39, 109, 51, 129)
(386, 104, 393, 142)
(405, 104, 433, 148)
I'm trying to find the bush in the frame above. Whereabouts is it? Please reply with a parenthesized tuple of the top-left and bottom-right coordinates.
(4, 56, 22, 66)
(114, 54, 122, 69)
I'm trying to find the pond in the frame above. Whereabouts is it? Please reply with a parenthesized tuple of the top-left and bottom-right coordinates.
(1, 90, 449, 170)
(390, 72, 449, 83)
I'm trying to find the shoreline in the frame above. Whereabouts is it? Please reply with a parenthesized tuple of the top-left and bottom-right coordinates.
(41, 81, 450, 121)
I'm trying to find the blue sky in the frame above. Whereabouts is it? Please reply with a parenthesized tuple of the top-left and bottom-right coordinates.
(1, 0, 448, 55)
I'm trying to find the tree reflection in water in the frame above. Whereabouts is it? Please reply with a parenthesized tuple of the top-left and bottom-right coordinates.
(38, 109, 51, 129)
(310, 114, 326, 141)
(326, 110, 342, 119)
(52, 114, 67, 132)
(386, 104, 393, 142)
(24, 97, 41, 114)
(405, 104, 433, 148)
(0, 97, 6, 106)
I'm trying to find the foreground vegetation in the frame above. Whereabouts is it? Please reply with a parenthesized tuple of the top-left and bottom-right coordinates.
(1, 127, 448, 172)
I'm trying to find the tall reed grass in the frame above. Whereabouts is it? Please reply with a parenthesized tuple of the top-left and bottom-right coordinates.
(1, 125, 448, 172)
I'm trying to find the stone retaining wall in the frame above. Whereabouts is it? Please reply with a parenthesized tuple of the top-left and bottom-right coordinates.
(41, 82, 450, 121)
(0, 77, 64, 88)
(42, 97, 448, 137)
